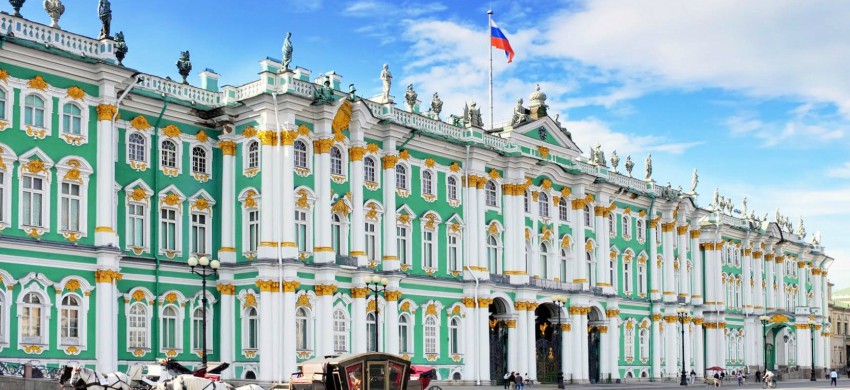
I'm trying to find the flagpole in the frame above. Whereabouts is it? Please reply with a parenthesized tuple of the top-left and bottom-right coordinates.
(487, 9, 493, 130)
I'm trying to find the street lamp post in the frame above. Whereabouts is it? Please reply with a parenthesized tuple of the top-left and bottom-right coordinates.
(365, 275, 388, 352)
(809, 320, 816, 381)
(552, 295, 567, 389)
(759, 315, 770, 374)
(187, 255, 220, 369)
(676, 308, 688, 386)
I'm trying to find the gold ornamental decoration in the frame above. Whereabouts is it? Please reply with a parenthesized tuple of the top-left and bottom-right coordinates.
(425, 158, 436, 168)
(164, 292, 178, 303)
(66, 86, 85, 100)
(283, 280, 300, 292)
(96, 104, 118, 121)
(162, 124, 181, 138)
(296, 294, 311, 308)
(537, 146, 550, 159)
(449, 162, 461, 172)
(425, 303, 438, 316)
(351, 287, 369, 299)
(244, 190, 257, 208)
(349, 146, 366, 161)
(382, 155, 398, 169)
(0, 69, 8, 83)
(130, 188, 147, 202)
(385, 290, 403, 301)
(367, 143, 380, 154)
(163, 193, 181, 206)
(243, 294, 257, 308)
(314, 284, 338, 296)
(313, 138, 334, 154)
(332, 99, 352, 132)
(25, 159, 47, 175)
(196, 130, 209, 143)
(242, 126, 257, 138)
(297, 124, 311, 136)
(132, 290, 147, 301)
(130, 116, 151, 130)
(398, 149, 410, 160)
(219, 141, 237, 156)
(28, 75, 48, 91)
(488, 169, 501, 179)
(192, 198, 210, 211)
(258, 130, 278, 146)
(65, 279, 81, 291)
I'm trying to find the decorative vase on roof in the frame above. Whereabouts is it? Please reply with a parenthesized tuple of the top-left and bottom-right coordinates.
(10, 0, 25, 17)
(43, 0, 64, 29)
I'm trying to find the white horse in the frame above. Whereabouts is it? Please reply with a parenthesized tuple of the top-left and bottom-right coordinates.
(68, 366, 131, 390)
(170, 374, 232, 390)
(234, 385, 265, 390)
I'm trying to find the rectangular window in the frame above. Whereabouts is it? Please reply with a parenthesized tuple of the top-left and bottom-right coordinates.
(162, 317, 176, 349)
(61, 307, 79, 339)
(295, 210, 308, 252)
(397, 226, 408, 264)
(423, 231, 435, 268)
(248, 210, 259, 252)
(365, 222, 377, 261)
(60, 182, 81, 232)
(192, 315, 203, 350)
(128, 203, 145, 247)
(191, 213, 207, 254)
(448, 234, 459, 271)
(22, 176, 44, 227)
(160, 208, 177, 251)
(0, 171, 5, 222)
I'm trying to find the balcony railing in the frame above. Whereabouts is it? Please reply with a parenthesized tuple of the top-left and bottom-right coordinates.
(0, 14, 118, 64)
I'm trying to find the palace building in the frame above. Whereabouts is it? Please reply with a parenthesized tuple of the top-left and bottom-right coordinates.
(0, 5, 836, 383)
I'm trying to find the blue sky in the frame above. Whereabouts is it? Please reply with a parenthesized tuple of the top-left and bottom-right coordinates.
(21, 0, 848, 287)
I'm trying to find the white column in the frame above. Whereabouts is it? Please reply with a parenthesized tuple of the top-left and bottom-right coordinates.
(694, 318, 704, 377)
(217, 283, 235, 379)
(572, 198, 587, 287)
(382, 154, 399, 271)
(677, 226, 689, 300)
(651, 313, 661, 378)
(580, 314, 589, 380)
(665, 316, 676, 377)
(744, 318, 756, 368)
(529, 192, 540, 278)
(765, 254, 775, 310)
(507, 318, 518, 375)
(649, 219, 660, 300)
(282, 281, 298, 382)
(476, 180, 487, 274)
(385, 291, 400, 354)
(599, 324, 609, 380)
(257, 280, 275, 381)
(517, 303, 529, 377)
(315, 283, 336, 357)
(683, 319, 692, 375)
(352, 287, 367, 354)
(502, 184, 515, 274)
(462, 297, 476, 381)
(94, 104, 118, 246)
(219, 140, 237, 262)
(479, 300, 492, 381)
(463, 176, 478, 273)
(526, 307, 537, 380)
(281, 130, 297, 258)
(742, 247, 753, 313)
(94, 269, 118, 372)
(753, 251, 764, 312)
(661, 221, 676, 303)
(797, 260, 807, 306)
(690, 230, 703, 305)
(608, 311, 620, 380)
(704, 323, 716, 373)
(313, 138, 334, 263)
(560, 322, 570, 380)
(594, 206, 606, 288)
(349, 147, 367, 266)
(258, 131, 278, 259)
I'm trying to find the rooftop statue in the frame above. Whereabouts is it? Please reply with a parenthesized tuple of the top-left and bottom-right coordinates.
(282, 32, 293, 71)
(624, 155, 634, 177)
(380, 64, 392, 102)
(644, 153, 653, 181)
(176, 51, 192, 84)
(404, 84, 417, 109)
(314, 76, 334, 104)
(690, 169, 698, 194)
(98, 0, 112, 40)
(10, 0, 25, 18)
(741, 195, 748, 216)
(114, 31, 128, 65)
(430, 92, 442, 120)
(510, 98, 529, 126)
(610, 150, 620, 172)
(795, 216, 806, 238)
(589, 144, 607, 167)
(464, 100, 483, 128)
(348, 84, 357, 102)
(43, 0, 65, 29)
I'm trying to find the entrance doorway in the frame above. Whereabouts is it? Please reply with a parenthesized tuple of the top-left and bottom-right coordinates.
(587, 308, 603, 383)
(489, 299, 509, 382)
(534, 303, 562, 384)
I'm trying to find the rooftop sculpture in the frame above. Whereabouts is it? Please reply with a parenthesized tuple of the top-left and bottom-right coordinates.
(176, 51, 192, 84)
(98, 0, 112, 40)
(282, 32, 293, 71)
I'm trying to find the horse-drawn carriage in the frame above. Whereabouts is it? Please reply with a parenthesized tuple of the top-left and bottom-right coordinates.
(61, 359, 244, 390)
(288, 352, 438, 390)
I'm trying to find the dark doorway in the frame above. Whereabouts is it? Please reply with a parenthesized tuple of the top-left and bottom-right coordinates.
(587, 308, 603, 384)
(489, 299, 509, 383)
(535, 304, 562, 384)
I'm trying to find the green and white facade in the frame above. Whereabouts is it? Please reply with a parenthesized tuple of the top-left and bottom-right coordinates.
(0, 9, 836, 383)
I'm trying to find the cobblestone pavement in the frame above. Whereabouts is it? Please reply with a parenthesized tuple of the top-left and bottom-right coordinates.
(432, 379, 842, 389)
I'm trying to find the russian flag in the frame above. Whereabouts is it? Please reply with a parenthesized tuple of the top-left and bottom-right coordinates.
(490, 19, 514, 63)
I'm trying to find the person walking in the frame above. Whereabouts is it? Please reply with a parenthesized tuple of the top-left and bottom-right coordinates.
(755, 370, 761, 383)
(690, 370, 696, 384)
(830, 369, 838, 386)
(504, 372, 511, 389)
(508, 372, 516, 390)
(515, 373, 524, 390)
(736, 371, 743, 386)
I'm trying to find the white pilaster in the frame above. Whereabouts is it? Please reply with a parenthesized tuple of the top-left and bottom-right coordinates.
(526, 307, 537, 380)
(651, 312, 661, 378)
(462, 296, 476, 381)
(382, 152, 399, 271)
(661, 219, 676, 303)
(94, 267, 118, 372)
(507, 318, 518, 375)
(219, 139, 237, 262)
(572, 193, 587, 288)
(258, 131, 277, 259)
(385, 290, 400, 354)
(649, 219, 660, 299)
(479, 300, 492, 381)
(694, 316, 704, 377)
(676, 225, 689, 301)
(94, 103, 118, 246)
(281, 129, 297, 258)
(607, 311, 620, 380)
(282, 279, 298, 382)
(257, 281, 275, 381)
(690, 229, 703, 305)
(313, 138, 334, 263)
(517, 304, 529, 377)
(352, 286, 367, 354)
(217, 282, 235, 379)
(349, 146, 367, 266)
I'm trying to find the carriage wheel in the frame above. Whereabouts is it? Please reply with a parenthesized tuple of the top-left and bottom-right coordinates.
(428, 386, 443, 390)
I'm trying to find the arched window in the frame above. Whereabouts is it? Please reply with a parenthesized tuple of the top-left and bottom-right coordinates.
(639, 328, 649, 360)
(296, 307, 309, 350)
(555, 248, 567, 282)
(538, 192, 549, 217)
(584, 205, 593, 227)
(191, 146, 207, 174)
(422, 170, 433, 195)
(624, 262, 631, 294)
(608, 214, 615, 237)
(636, 220, 645, 242)
(424, 316, 438, 355)
(295, 209, 308, 253)
(161, 305, 178, 349)
(638, 263, 646, 296)
(333, 309, 348, 353)
(244, 307, 258, 350)
(62, 103, 82, 135)
(21, 293, 43, 343)
(60, 295, 80, 343)
(399, 314, 411, 353)
(364, 157, 377, 182)
(192, 307, 204, 350)
(128, 133, 146, 162)
(294, 140, 308, 169)
(586, 251, 594, 285)
(366, 312, 377, 352)
(622, 215, 631, 239)
(624, 323, 634, 361)
(330, 146, 343, 176)
(161, 140, 178, 169)
(447, 176, 458, 201)
(449, 317, 460, 355)
(558, 198, 569, 221)
(0, 89, 6, 120)
(332, 214, 343, 256)
(395, 165, 407, 190)
(128, 303, 148, 348)
(539, 243, 549, 279)
(485, 180, 497, 207)
(487, 235, 499, 273)
(24, 95, 45, 127)
(247, 141, 260, 169)
(524, 191, 530, 213)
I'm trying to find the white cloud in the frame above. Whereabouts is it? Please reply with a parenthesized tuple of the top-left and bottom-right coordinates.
(827, 162, 850, 178)
(284, 0, 322, 12)
(566, 118, 700, 158)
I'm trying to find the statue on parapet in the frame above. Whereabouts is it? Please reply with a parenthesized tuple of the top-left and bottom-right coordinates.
(610, 150, 620, 172)
(430, 92, 443, 120)
(380, 64, 392, 102)
(314, 76, 334, 104)
(644, 153, 653, 181)
(625, 155, 634, 177)
(114, 31, 128, 65)
(464, 100, 483, 128)
(176, 51, 192, 84)
(589, 144, 607, 167)
(404, 84, 417, 109)
(282, 32, 293, 71)
(348, 84, 357, 102)
(690, 169, 698, 194)
(43, 0, 65, 29)
(98, 0, 112, 40)
(510, 98, 529, 126)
